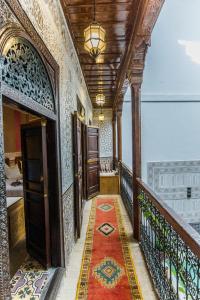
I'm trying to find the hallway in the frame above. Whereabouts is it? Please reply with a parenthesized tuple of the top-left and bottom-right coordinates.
(56, 195, 157, 300)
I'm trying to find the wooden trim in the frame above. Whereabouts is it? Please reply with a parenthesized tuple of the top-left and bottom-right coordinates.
(112, 116, 116, 168)
(117, 110, 122, 162)
(131, 84, 141, 240)
(136, 178, 200, 259)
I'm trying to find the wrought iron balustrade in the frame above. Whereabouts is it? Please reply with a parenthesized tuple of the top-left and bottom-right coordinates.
(119, 162, 133, 220)
(137, 178, 200, 300)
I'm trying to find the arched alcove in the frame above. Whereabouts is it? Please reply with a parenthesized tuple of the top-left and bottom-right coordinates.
(2, 36, 55, 111)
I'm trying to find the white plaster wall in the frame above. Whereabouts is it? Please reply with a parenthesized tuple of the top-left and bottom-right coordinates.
(141, 0, 200, 183)
(141, 101, 200, 181)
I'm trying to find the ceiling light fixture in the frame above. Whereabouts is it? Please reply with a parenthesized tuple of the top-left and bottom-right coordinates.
(99, 107, 104, 122)
(96, 93, 105, 106)
(84, 0, 106, 59)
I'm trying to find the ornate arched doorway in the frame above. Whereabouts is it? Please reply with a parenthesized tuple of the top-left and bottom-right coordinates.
(0, 24, 63, 299)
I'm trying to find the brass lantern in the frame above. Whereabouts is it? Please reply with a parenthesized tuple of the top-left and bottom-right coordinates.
(84, 0, 106, 59)
(84, 22, 106, 59)
(96, 93, 105, 106)
(99, 107, 104, 121)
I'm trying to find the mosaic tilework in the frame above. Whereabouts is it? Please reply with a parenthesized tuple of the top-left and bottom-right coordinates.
(10, 258, 55, 300)
(2, 38, 55, 112)
(0, 56, 11, 300)
(62, 184, 75, 266)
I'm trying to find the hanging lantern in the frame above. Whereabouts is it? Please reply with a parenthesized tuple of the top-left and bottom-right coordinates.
(99, 112, 104, 121)
(84, 0, 106, 59)
(84, 23, 106, 59)
(96, 93, 105, 106)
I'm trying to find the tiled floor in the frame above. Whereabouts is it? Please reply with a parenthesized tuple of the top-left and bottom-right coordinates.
(10, 257, 55, 299)
(56, 195, 157, 300)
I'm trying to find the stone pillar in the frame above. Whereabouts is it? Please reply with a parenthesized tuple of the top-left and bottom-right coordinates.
(0, 56, 11, 299)
(117, 109, 122, 163)
(131, 82, 141, 241)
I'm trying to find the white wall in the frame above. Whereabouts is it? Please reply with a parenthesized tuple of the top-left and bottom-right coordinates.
(141, 0, 200, 182)
(141, 101, 200, 181)
(122, 88, 132, 169)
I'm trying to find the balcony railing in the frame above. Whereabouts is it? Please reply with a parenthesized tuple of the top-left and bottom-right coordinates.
(119, 162, 133, 220)
(119, 163, 200, 300)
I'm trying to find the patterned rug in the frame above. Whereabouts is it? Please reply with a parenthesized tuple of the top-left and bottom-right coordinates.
(76, 197, 143, 300)
(10, 258, 55, 299)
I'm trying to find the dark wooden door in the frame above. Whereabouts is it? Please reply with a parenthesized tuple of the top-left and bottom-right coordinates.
(73, 112, 83, 238)
(82, 122, 87, 202)
(21, 120, 51, 268)
(86, 127, 100, 199)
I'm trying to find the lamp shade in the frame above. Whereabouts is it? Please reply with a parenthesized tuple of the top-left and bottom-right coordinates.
(96, 93, 105, 106)
(84, 22, 106, 59)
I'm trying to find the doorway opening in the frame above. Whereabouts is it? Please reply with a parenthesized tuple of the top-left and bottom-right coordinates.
(3, 96, 62, 298)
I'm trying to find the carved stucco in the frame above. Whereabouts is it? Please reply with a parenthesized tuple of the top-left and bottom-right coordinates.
(0, 1, 19, 29)
(18, 0, 93, 191)
(0, 1, 93, 298)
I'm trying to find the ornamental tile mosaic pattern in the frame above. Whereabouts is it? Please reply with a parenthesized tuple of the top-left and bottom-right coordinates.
(93, 257, 124, 289)
(97, 223, 115, 237)
(2, 37, 55, 112)
(10, 258, 54, 300)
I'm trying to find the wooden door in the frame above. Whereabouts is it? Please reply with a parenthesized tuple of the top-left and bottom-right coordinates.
(81, 122, 87, 202)
(21, 120, 51, 268)
(73, 113, 83, 238)
(86, 127, 100, 199)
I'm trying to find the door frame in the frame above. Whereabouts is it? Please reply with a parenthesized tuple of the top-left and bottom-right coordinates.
(0, 3, 64, 299)
(73, 112, 84, 239)
(2, 96, 64, 269)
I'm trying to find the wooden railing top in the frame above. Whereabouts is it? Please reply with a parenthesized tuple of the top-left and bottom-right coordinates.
(137, 178, 200, 259)
(120, 161, 133, 176)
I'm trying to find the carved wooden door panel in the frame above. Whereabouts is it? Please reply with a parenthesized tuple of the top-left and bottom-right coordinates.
(73, 112, 83, 239)
(86, 127, 100, 199)
(21, 120, 51, 268)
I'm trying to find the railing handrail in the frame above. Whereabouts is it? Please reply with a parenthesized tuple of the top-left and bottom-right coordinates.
(120, 161, 133, 177)
(137, 178, 200, 259)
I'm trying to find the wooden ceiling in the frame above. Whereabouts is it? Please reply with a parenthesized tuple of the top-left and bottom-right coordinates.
(60, 0, 140, 108)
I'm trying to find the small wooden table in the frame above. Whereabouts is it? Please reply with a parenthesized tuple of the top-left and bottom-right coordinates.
(100, 173, 119, 195)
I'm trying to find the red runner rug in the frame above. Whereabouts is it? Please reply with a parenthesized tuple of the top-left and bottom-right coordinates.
(76, 197, 143, 300)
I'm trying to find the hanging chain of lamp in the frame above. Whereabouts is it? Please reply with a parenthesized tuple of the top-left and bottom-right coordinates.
(98, 106, 104, 121)
(84, 0, 106, 59)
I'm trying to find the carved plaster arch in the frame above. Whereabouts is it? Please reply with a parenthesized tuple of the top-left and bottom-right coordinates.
(0, 23, 56, 114)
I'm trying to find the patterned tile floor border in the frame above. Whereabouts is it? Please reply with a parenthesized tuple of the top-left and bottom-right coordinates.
(10, 257, 55, 299)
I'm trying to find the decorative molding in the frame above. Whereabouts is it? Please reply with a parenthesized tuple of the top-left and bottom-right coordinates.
(2, 37, 55, 112)
(2, 82, 57, 120)
(140, 0, 165, 36)
(114, 0, 165, 111)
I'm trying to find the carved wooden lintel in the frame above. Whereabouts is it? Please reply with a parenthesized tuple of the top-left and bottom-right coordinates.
(114, 0, 165, 109)
(140, 0, 165, 36)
